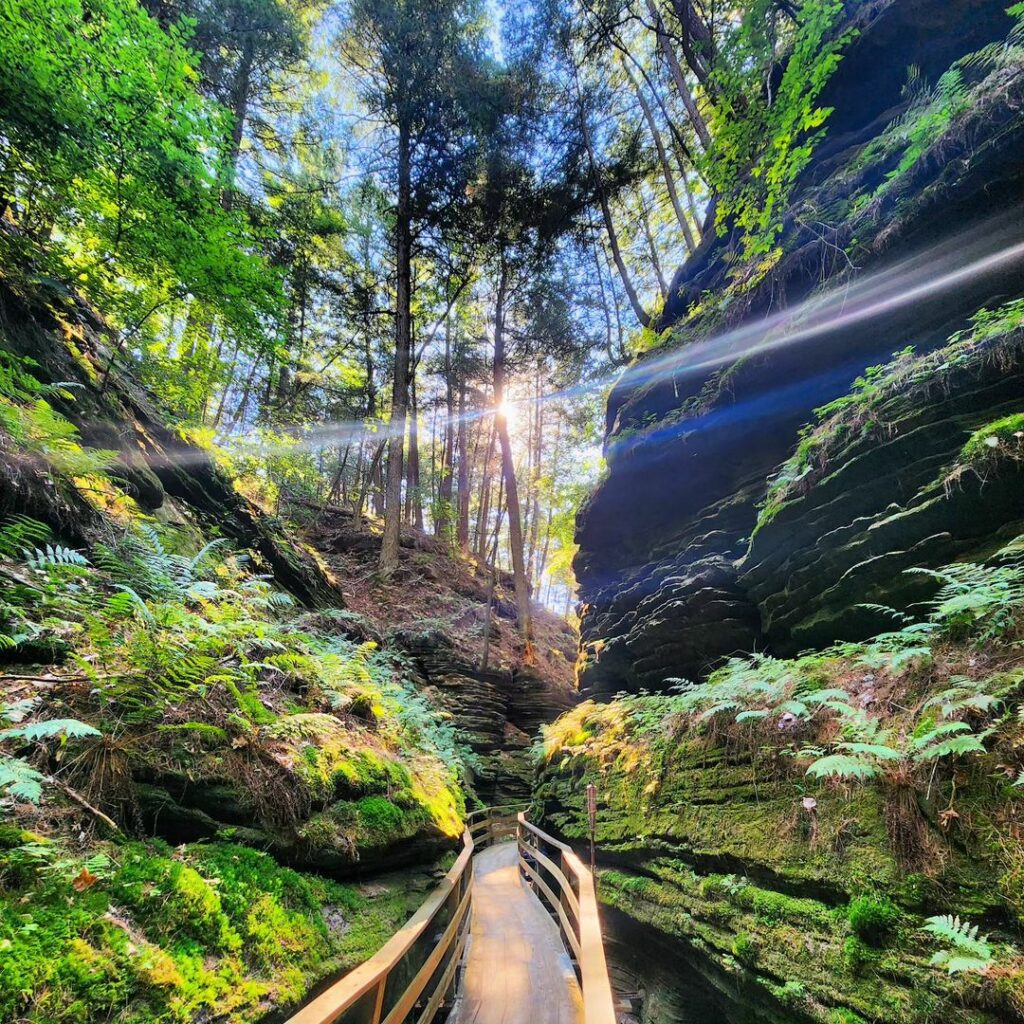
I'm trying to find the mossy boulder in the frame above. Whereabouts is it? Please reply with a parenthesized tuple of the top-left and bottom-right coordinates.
(0, 834, 426, 1024)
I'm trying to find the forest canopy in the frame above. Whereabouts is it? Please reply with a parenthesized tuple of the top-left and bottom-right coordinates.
(0, 0, 855, 620)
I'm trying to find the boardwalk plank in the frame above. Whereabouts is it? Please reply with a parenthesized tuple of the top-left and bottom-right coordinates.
(452, 842, 584, 1024)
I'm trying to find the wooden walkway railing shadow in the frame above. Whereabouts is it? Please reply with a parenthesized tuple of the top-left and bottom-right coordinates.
(283, 804, 615, 1024)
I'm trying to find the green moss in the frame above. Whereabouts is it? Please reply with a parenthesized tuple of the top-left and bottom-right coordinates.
(847, 894, 901, 944)
(733, 883, 833, 928)
(0, 836, 416, 1024)
(731, 931, 759, 965)
(843, 935, 882, 975)
(959, 412, 1024, 466)
(357, 796, 409, 842)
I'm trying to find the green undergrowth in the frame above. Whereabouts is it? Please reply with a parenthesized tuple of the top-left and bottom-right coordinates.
(0, 825, 420, 1024)
(0, 356, 467, 847)
(0, 514, 466, 851)
(754, 298, 1024, 534)
(537, 544, 1024, 1022)
(0, 356, 469, 1020)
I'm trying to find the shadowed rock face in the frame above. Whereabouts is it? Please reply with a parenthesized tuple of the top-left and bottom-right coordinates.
(395, 628, 577, 805)
(575, 0, 1024, 698)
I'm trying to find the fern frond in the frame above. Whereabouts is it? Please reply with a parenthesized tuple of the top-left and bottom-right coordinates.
(911, 721, 971, 749)
(923, 914, 992, 974)
(0, 754, 45, 803)
(913, 734, 988, 762)
(24, 544, 89, 569)
(735, 709, 770, 723)
(188, 537, 231, 573)
(0, 718, 101, 743)
(837, 742, 902, 761)
(0, 516, 50, 558)
(698, 700, 741, 722)
(805, 753, 879, 781)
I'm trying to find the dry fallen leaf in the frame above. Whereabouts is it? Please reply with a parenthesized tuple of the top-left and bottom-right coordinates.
(72, 867, 98, 892)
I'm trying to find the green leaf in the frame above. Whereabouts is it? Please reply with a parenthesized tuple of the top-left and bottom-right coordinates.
(735, 709, 770, 723)
(837, 742, 902, 761)
(0, 719, 101, 743)
(0, 755, 45, 803)
(913, 734, 987, 762)
(806, 754, 879, 781)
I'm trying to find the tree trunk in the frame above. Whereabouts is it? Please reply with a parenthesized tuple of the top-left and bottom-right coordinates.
(599, 237, 628, 357)
(379, 122, 412, 573)
(355, 441, 385, 520)
(406, 373, 423, 530)
(578, 93, 651, 329)
(525, 369, 543, 586)
(640, 196, 669, 299)
(623, 59, 697, 252)
(669, 0, 717, 89)
(492, 266, 533, 646)
(221, 37, 254, 211)
(228, 354, 261, 431)
(646, 0, 713, 151)
(475, 420, 497, 563)
(479, 473, 505, 673)
(456, 374, 470, 548)
(437, 317, 456, 541)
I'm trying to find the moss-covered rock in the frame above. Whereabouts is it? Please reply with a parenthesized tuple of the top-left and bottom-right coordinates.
(0, 833, 426, 1024)
(535, 634, 1024, 1023)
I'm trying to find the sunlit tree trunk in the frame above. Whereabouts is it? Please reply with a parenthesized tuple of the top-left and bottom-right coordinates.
(380, 121, 412, 572)
(456, 374, 470, 547)
(475, 421, 497, 562)
(406, 373, 423, 530)
(492, 265, 533, 646)
(437, 318, 456, 541)
(525, 370, 543, 587)
(480, 473, 505, 672)
(640, 196, 669, 299)
(578, 89, 651, 329)
(623, 59, 697, 253)
(646, 0, 712, 151)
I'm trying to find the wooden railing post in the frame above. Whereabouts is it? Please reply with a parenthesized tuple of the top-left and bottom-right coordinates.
(371, 976, 386, 1024)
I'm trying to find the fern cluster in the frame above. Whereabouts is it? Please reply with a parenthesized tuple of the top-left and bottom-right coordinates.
(0, 516, 471, 823)
(654, 540, 1024, 789)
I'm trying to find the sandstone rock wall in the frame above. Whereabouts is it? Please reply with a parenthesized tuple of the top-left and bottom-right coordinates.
(575, 0, 1024, 698)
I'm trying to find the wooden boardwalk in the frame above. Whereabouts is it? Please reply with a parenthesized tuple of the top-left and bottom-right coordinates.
(452, 842, 584, 1024)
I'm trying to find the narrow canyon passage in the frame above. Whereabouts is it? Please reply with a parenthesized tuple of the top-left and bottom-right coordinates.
(453, 843, 583, 1024)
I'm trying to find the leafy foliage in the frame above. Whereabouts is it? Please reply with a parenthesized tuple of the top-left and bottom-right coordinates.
(0, 515, 467, 846)
(923, 915, 994, 974)
(0, 0, 281, 342)
(706, 0, 852, 259)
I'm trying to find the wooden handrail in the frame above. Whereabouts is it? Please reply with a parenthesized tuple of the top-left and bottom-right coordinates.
(284, 825, 475, 1024)
(516, 812, 617, 1024)
(284, 805, 615, 1024)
